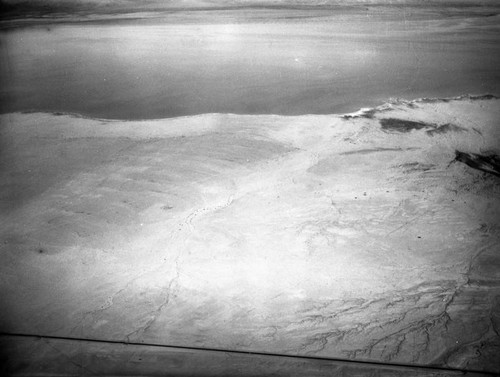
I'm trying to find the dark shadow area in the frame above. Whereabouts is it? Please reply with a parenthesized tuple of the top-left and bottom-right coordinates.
(380, 118, 433, 133)
(453, 151, 500, 178)
(380, 119, 467, 135)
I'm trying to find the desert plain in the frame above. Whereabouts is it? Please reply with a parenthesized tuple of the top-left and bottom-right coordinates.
(1, 95, 500, 375)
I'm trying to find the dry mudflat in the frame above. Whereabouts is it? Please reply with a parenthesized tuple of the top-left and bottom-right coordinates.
(1, 96, 499, 375)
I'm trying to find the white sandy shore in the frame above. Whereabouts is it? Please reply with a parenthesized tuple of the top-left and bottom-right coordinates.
(0, 96, 499, 373)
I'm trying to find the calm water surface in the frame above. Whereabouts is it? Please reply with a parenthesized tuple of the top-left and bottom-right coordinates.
(1, 10, 499, 119)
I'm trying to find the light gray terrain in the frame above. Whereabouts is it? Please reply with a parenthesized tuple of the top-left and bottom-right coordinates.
(1, 97, 499, 375)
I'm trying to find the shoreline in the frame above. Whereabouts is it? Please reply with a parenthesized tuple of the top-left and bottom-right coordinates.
(1, 93, 498, 123)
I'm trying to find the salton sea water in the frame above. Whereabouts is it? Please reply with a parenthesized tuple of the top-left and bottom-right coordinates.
(1, 8, 499, 119)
